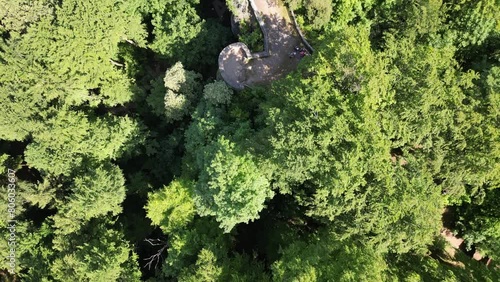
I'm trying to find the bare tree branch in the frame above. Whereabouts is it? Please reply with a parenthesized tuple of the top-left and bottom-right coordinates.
(109, 58, 124, 67)
(144, 238, 167, 246)
(125, 39, 137, 46)
(143, 238, 168, 270)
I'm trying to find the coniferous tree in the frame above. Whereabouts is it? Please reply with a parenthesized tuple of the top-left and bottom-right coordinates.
(0, 0, 54, 33)
(24, 111, 143, 176)
(52, 162, 127, 235)
(51, 220, 141, 282)
(273, 233, 388, 282)
(447, 0, 499, 48)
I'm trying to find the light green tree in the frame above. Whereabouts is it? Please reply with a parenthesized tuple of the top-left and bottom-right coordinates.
(286, 0, 373, 30)
(48, 0, 146, 106)
(0, 0, 148, 141)
(272, 234, 388, 282)
(144, 0, 202, 58)
(24, 111, 143, 176)
(147, 62, 202, 122)
(178, 248, 223, 282)
(195, 136, 273, 232)
(263, 25, 447, 253)
(146, 178, 196, 233)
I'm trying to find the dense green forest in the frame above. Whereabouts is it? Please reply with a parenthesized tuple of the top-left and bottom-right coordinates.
(0, 0, 499, 281)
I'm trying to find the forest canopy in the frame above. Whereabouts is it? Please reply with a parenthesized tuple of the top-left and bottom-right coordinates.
(0, 0, 499, 281)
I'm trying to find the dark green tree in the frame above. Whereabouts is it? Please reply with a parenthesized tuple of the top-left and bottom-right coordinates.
(456, 188, 500, 260)
(142, 0, 231, 69)
(179, 248, 270, 282)
(203, 81, 233, 106)
(51, 220, 141, 282)
(52, 162, 127, 235)
(447, 0, 499, 48)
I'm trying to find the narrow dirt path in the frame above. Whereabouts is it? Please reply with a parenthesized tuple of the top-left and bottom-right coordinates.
(218, 0, 303, 89)
(440, 208, 484, 261)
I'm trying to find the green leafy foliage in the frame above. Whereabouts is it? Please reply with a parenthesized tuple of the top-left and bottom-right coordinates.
(24, 110, 143, 176)
(238, 21, 264, 51)
(272, 234, 388, 282)
(52, 162, 127, 235)
(0, 0, 146, 142)
(146, 179, 196, 233)
(387, 249, 500, 281)
(0, 0, 54, 33)
(447, 0, 499, 47)
(179, 248, 271, 282)
(144, 0, 203, 57)
(143, 0, 231, 69)
(1, 0, 499, 280)
(264, 25, 445, 253)
(179, 248, 223, 282)
(203, 81, 233, 105)
(51, 220, 140, 282)
(304, 0, 334, 29)
(148, 62, 202, 122)
(456, 188, 500, 259)
(159, 217, 230, 278)
(195, 136, 273, 232)
(286, 0, 372, 30)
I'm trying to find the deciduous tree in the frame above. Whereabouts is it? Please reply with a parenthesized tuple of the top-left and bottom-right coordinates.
(146, 178, 196, 233)
(203, 81, 233, 105)
(148, 62, 202, 122)
(195, 136, 273, 232)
